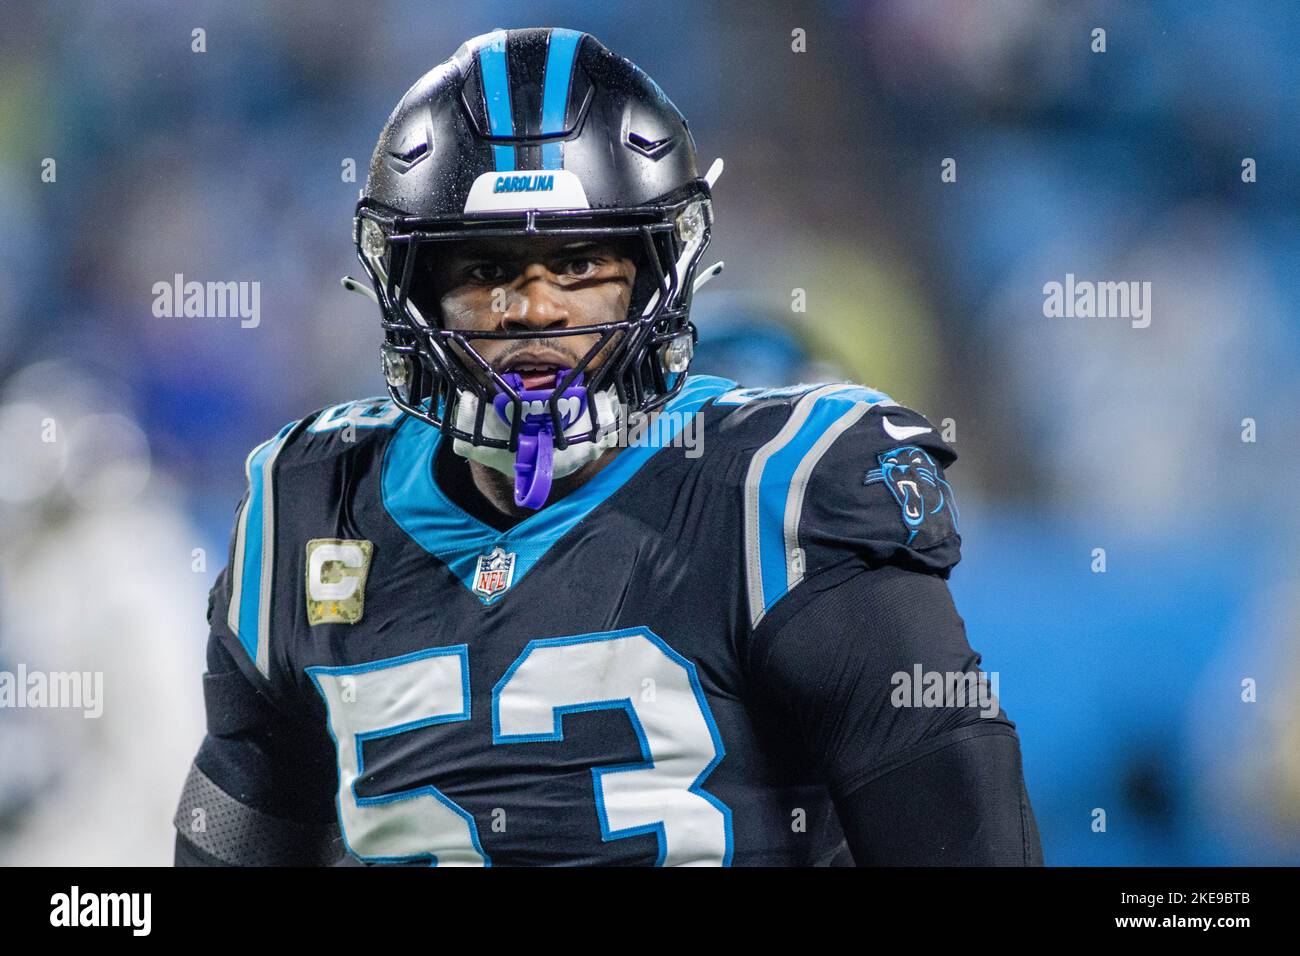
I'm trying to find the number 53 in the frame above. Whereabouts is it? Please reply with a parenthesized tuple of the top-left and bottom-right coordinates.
(308, 627, 733, 866)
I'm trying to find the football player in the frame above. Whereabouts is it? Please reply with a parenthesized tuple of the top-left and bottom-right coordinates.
(174, 28, 1043, 866)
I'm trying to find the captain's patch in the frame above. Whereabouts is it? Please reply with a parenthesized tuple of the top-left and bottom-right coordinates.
(305, 539, 374, 625)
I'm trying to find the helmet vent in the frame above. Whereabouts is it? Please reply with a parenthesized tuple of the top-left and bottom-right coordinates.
(385, 123, 432, 172)
(391, 141, 428, 163)
(626, 130, 675, 159)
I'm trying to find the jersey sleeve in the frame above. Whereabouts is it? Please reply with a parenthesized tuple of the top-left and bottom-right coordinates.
(207, 396, 404, 705)
(738, 384, 960, 632)
(743, 557, 1042, 864)
(176, 418, 346, 864)
(206, 419, 305, 709)
(180, 398, 416, 864)
(798, 400, 960, 576)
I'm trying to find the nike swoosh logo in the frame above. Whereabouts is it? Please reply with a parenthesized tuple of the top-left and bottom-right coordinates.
(882, 417, 932, 441)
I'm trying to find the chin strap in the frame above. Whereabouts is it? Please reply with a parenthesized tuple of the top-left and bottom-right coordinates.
(491, 370, 589, 509)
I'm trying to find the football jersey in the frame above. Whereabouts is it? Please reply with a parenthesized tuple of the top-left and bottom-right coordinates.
(206, 373, 962, 865)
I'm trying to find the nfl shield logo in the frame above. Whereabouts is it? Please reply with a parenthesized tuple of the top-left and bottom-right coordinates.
(473, 547, 517, 599)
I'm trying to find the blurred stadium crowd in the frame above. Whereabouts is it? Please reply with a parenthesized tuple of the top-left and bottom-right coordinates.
(1, 1, 1297, 864)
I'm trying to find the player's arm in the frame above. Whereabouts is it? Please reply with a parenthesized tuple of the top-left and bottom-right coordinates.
(175, 425, 342, 866)
(739, 394, 1041, 864)
(746, 558, 1043, 865)
(174, 579, 342, 866)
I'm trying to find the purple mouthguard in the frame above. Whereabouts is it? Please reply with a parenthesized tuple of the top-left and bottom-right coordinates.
(491, 370, 589, 509)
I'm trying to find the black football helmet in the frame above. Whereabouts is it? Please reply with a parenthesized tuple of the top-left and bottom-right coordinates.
(352, 27, 722, 464)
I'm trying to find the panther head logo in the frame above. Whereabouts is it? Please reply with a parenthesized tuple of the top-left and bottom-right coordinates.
(865, 445, 959, 545)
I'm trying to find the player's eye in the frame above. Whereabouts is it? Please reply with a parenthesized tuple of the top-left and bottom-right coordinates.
(558, 255, 603, 280)
(465, 262, 509, 284)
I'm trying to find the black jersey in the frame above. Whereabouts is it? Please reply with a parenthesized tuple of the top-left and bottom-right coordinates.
(182, 374, 1032, 867)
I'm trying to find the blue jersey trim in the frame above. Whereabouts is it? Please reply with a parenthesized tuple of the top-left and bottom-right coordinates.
(234, 420, 296, 665)
(381, 375, 736, 605)
(753, 386, 892, 620)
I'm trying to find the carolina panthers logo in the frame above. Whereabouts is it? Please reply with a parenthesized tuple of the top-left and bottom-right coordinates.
(865, 445, 959, 546)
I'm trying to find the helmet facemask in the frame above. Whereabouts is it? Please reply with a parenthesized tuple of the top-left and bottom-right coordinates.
(355, 192, 712, 507)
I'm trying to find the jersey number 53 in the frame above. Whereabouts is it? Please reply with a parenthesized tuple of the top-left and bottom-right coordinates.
(307, 627, 733, 866)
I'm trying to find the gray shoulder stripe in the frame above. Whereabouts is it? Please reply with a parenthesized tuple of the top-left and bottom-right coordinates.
(225, 497, 249, 639)
(255, 433, 290, 678)
(744, 384, 858, 629)
(782, 401, 874, 592)
(224, 423, 296, 679)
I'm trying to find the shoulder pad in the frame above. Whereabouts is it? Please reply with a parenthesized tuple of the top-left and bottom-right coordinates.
(280, 396, 404, 465)
(735, 383, 959, 628)
(218, 396, 403, 679)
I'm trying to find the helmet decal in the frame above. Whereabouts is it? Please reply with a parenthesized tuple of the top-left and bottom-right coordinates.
(540, 28, 584, 170)
(478, 29, 516, 171)
(462, 169, 590, 213)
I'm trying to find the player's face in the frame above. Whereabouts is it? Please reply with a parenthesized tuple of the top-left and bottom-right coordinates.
(420, 235, 638, 387)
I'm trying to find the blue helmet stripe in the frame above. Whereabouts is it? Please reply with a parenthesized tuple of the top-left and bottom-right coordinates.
(540, 28, 583, 170)
(479, 29, 515, 171)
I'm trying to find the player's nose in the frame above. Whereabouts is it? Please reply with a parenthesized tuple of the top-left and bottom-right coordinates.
(501, 263, 569, 332)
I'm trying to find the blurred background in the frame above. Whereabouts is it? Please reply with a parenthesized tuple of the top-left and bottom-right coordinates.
(1, 0, 1298, 865)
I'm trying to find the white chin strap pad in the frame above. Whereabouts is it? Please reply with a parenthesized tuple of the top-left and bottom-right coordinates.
(450, 385, 622, 481)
